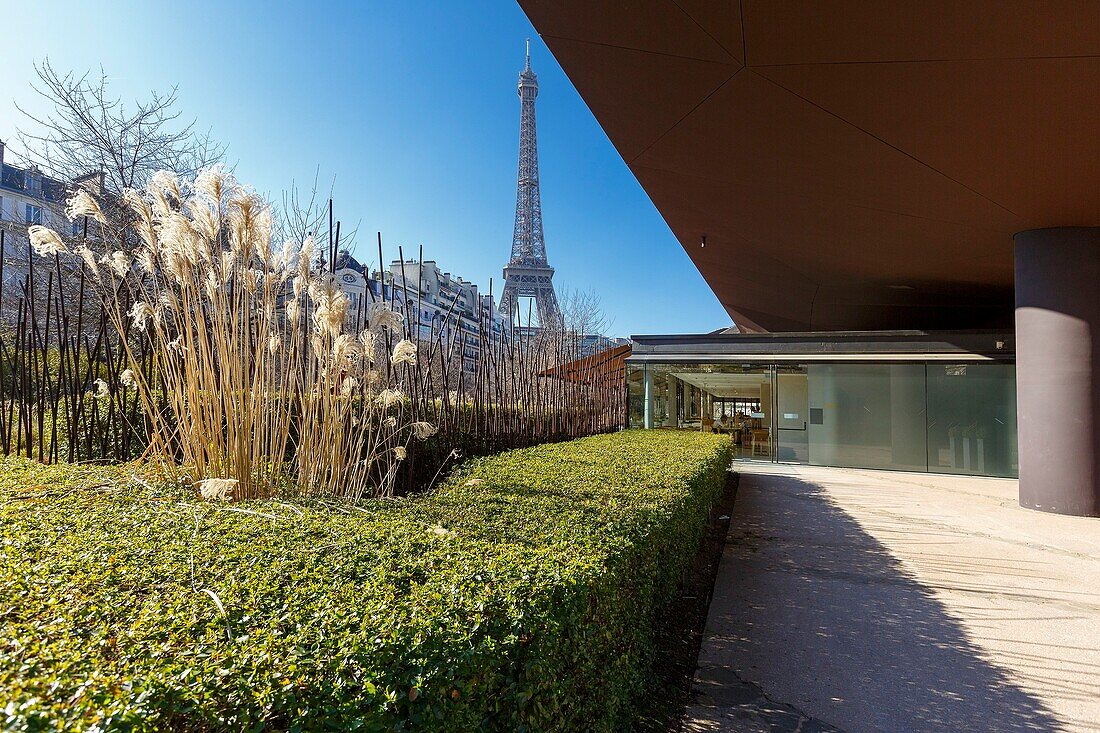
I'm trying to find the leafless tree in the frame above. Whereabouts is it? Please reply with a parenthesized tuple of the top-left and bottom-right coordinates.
(278, 168, 332, 246)
(274, 167, 362, 274)
(559, 286, 612, 338)
(4, 60, 227, 328)
(15, 59, 227, 197)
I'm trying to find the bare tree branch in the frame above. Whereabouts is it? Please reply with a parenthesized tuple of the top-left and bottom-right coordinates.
(15, 58, 228, 196)
(275, 167, 361, 268)
(559, 286, 612, 337)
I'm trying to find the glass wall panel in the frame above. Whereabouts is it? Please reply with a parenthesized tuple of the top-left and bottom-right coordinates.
(806, 363, 927, 472)
(626, 366, 646, 428)
(650, 368, 671, 427)
(926, 363, 1018, 477)
(631, 362, 774, 459)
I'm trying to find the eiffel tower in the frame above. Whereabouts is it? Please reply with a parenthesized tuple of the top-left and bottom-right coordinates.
(499, 40, 561, 328)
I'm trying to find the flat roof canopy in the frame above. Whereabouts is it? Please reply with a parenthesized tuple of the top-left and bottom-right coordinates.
(626, 330, 1014, 363)
(518, 1, 1100, 331)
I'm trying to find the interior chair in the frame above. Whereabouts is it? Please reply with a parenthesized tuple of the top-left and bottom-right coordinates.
(751, 428, 770, 457)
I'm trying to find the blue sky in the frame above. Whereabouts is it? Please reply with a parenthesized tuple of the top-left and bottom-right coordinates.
(0, 0, 730, 337)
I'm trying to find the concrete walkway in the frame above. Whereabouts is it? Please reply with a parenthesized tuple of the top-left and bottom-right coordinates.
(684, 464, 1100, 732)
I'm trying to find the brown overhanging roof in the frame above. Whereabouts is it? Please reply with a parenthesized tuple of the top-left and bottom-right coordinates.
(517, 1, 1100, 332)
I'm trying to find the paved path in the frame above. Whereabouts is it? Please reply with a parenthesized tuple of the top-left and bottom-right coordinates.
(684, 464, 1100, 732)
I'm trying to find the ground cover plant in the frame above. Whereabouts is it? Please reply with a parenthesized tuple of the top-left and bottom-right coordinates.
(1, 429, 731, 732)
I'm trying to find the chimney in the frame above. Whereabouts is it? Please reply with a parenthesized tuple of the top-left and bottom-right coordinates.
(74, 169, 105, 194)
(0, 139, 5, 168)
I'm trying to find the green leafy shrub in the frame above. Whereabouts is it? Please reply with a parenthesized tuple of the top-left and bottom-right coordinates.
(0, 430, 731, 731)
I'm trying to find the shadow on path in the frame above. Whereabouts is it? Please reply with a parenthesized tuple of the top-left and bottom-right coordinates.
(685, 470, 1065, 732)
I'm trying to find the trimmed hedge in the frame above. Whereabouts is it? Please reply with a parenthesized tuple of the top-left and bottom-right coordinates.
(1, 430, 732, 732)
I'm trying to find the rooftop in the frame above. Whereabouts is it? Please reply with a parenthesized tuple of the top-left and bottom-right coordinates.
(0, 162, 67, 203)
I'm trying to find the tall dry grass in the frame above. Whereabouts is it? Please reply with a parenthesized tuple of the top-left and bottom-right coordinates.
(34, 168, 432, 499)
(15, 167, 626, 499)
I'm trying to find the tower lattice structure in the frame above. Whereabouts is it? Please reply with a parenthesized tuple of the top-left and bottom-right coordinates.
(499, 41, 561, 328)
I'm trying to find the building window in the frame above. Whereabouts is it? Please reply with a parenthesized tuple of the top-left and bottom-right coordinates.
(0, 195, 4, 221)
(25, 204, 42, 224)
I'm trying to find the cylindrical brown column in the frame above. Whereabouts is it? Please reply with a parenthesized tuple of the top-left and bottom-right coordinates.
(1015, 227, 1100, 517)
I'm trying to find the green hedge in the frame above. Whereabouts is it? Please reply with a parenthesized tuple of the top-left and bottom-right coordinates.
(1, 430, 732, 732)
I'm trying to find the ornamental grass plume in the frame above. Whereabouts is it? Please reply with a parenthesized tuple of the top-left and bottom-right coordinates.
(27, 225, 67, 257)
(65, 188, 107, 225)
(106, 251, 131, 278)
(197, 477, 237, 501)
(128, 301, 155, 331)
(390, 339, 417, 366)
(367, 301, 403, 332)
(377, 389, 404, 409)
(72, 245, 100, 277)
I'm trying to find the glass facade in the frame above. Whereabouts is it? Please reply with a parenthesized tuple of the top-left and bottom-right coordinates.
(626, 360, 1018, 478)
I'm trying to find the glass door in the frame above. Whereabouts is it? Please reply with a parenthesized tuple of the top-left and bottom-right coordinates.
(713, 364, 775, 463)
(775, 365, 809, 463)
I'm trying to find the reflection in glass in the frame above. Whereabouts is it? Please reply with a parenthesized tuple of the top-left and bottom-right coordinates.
(927, 363, 1017, 477)
(627, 366, 646, 428)
(806, 363, 927, 472)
